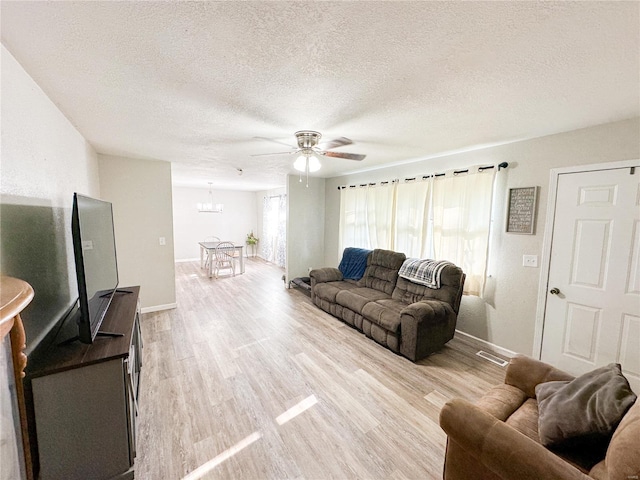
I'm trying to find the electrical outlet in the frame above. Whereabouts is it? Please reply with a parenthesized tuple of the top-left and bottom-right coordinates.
(159, 237, 166, 246)
(523, 255, 538, 268)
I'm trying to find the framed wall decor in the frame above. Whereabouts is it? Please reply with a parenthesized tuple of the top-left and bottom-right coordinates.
(506, 186, 538, 234)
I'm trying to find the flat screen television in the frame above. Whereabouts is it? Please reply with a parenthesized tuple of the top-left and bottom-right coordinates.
(71, 193, 120, 344)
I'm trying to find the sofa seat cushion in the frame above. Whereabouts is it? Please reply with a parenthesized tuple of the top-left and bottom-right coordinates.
(500, 396, 610, 474)
(505, 398, 539, 442)
(313, 280, 359, 303)
(335, 287, 390, 314)
(361, 298, 405, 333)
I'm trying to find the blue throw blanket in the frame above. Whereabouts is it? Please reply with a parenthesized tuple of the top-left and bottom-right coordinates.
(339, 247, 372, 280)
(398, 258, 452, 289)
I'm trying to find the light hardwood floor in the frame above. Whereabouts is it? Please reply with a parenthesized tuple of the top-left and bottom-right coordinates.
(136, 258, 506, 480)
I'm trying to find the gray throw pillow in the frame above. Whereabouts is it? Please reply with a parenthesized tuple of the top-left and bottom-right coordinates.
(535, 363, 637, 449)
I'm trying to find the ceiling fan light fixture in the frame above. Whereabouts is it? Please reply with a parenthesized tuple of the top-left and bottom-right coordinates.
(308, 156, 321, 172)
(253, 130, 365, 166)
(293, 155, 307, 172)
(293, 154, 321, 173)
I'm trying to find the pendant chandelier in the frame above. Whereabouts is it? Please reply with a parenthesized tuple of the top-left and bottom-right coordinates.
(197, 182, 223, 213)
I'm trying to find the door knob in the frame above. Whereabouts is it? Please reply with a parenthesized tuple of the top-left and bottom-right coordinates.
(549, 287, 560, 295)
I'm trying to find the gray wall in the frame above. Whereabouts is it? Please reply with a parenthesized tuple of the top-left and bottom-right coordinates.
(98, 154, 176, 311)
(0, 45, 100, 352)
(324, 117, 640, 356)
(1, 43, 179, 352)
(286, 175, 325, 283)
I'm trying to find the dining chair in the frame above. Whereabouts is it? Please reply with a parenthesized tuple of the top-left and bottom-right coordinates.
(213, 241, 236, 278)
(202, 236, 221, 269)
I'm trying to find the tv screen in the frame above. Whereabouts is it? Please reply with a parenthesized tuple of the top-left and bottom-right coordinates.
(71, 193, 119, 343)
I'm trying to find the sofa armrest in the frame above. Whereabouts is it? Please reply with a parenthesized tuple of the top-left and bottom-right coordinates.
(400, 300, 450, 322)
(440, 398, 591, 480)
(309, 267, 343, 284)
(399, 300, 456, 361)
(505, 355, 574, 398)
(309, 268, 343, 303)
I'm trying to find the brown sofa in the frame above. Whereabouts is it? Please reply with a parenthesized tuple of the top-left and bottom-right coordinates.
(309, 249, 465, 361)
(439, 355, 640, 480)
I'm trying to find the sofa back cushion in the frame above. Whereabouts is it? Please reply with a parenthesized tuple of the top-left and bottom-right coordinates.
(338, 247, 372, 280)
(392, 263, 465, 312)
(359, 249, 406, 295)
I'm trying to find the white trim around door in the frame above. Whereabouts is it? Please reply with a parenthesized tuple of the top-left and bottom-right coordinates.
(532, 158, 640, 360)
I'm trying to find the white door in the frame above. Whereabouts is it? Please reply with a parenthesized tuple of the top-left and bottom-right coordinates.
(541, 166, 640, 393)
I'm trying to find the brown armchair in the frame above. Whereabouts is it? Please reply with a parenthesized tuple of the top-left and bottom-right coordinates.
(439, 355, 640, 480)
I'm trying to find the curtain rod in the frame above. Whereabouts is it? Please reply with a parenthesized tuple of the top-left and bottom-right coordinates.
(338, 162, 508, 190)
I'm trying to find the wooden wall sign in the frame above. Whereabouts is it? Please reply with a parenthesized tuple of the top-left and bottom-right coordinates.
(506, 187, 538, 234)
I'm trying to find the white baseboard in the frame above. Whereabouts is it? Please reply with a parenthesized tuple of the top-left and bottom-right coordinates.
(454, 329, 518, 359)
(141, 303, 177, 314)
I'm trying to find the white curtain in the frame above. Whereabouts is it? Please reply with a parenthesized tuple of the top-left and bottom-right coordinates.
(262, 195, 287, 267)
(394, 179, 431, 258)
(339, 183, 396, 253)
(338, 166, 497, 296)
(430, 168, 496, 296)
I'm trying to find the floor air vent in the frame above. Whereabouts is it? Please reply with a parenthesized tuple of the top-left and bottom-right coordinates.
(476, 350, 508, 367)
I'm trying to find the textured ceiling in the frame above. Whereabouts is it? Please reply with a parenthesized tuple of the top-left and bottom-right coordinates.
(2, 1, 638, 191)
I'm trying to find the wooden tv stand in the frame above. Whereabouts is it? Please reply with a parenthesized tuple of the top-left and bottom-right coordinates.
(26, 287, 142, 480)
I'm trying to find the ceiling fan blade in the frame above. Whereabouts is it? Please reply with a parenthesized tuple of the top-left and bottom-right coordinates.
(252, 136, 295, 148)
(319, 137, 353, 150)
(250, 150, 297, 157)
(321, 151, 366, 161)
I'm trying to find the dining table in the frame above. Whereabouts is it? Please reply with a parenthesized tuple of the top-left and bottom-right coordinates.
(198, 242, 245, 278)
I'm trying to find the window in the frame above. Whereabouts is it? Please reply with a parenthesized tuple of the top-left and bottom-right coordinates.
(394, 180, 431, 258)
(339, 167, 496, 296)
(339, 183, 395, 252)
(262, 194, 287, 267)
